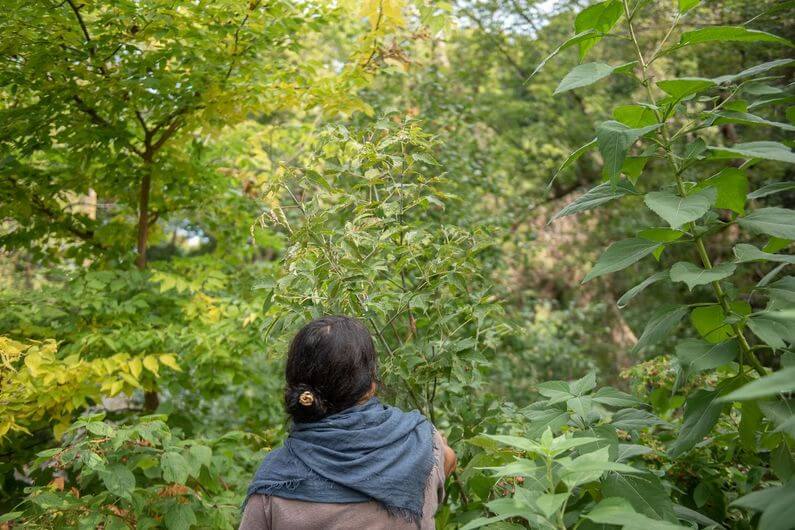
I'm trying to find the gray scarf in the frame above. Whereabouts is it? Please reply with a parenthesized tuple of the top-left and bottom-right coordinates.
(245, 398, 435, 523)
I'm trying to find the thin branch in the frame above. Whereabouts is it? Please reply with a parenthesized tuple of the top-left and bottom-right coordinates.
(508, 0, 540, 32)
(66, 0, 91, 44)
(5, 175, 105, 249)
(224, 4, 256, 82)
(361, 0, 385, 69)
(461, 8, 529, 79)
(149, 116, 183, 154)
(135, 110, 150, 137)
(72, 95, 109, 127)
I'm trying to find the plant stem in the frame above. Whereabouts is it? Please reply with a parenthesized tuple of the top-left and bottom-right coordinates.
(621, 2, 766, 377)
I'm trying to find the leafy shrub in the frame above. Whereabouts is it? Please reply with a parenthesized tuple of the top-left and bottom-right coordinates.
(8, 414, 269, 529)
(456, 375, 717, 529)
(528, 0, 795, 527)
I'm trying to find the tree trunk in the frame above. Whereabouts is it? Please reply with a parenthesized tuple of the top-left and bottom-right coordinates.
(135, 164, 152, 270)
(136, 159, 160, 411)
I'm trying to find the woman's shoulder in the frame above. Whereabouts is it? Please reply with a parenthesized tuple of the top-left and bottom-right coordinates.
(239, 494, 272, 530)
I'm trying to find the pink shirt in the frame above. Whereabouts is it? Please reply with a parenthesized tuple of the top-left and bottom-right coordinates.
(239, 431, 446, 530)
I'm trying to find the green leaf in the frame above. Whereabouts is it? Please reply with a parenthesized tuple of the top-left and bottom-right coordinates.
(549, 434, 602, 455)
(690, 301, 751, 343)
(562, 447, 640, 487)
(747, 311, 795, 349)
(760, 486, 795, 530)
(615, 156, 649, 184)
(535, 493, 568, 518)
(674, 505, 723, 529)
(713, 111, 795, 132)
(574, 0, 623, 59)
(570, 371, 597, 395)
(592, 386, 644, 407)
(679, 26, 793, 47)
(612, 409, 667, 431)
(568, 395, 593, 417)
(583, 238, 661, 283)
(524, 406, 570, 438)
(694, 168, 748, 214)
(734, 243, 795, 264)
(613, 104, 658, 128)
(529, 30, 601, 79)
(733, 484, 784, 511)
(644, 188, 716, 228)
(617, 271, 669, 308)
(675, 339, 739, 376)
(596, 121, 662, 182)
(670, 261, 736, 290)
(161, 452, 190, 485)
(638, 228, 685, 243)
(669, 383, 734, 456)
(748, 182, 795, 199)
(0, 513, 22, 524)
(550, 138, 597, 186)
(554, 62, 618, 94)
(586, 497, 688, 529)
(551, 180, 637, 222)
(100, 464, 136, 500)
(657, 77, 715, 99)
(739, 400, 763, 451)
(483, 434, 541, 453)
(617, 444, 654, 462)
(187, 444, 212, 477)
(738, 208, 795, 240)
(713, 58, 795, 84)
(678, 0, 700, 13)
(764, 237, 792, 254)
(720, 367, 795, 401)
(537, 380, 573, 402)
(164, 503, 197, 530)
(710, 142, 795, 164)
(601, 472, 679, 522)
(631, 305, 688, 353)
(766, 276, 795, 307)
(685, 137, 708, 160)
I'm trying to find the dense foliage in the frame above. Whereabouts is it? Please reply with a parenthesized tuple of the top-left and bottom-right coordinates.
(1, 0, 792, 528)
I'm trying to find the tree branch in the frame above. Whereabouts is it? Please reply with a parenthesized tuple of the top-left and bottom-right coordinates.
(5, 175, 105, 249)
(461, 8, 530, 79)
(65, 0, 91, 44)
(72, 96, 144, 157)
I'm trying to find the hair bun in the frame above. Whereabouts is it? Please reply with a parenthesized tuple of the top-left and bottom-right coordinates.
(298, 390, 314, 406)
(285, 383, 329, 422)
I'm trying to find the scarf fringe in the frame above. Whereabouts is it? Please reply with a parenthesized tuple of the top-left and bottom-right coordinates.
(242, 479, 304, 510)
(384, 504, 422, 525)
(250, 478, 303, 496)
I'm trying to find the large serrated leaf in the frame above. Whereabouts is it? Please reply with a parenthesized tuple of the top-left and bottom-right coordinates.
(679, 26, 793, 47)
(596, 121, 662, 182)
(631, 305, 689, 353)
(601, 472, 679, 522)
(657, 77, 715, 99)
(555, 62, 617, 94)
(583, 238, 661, 283)
(734, 243, 795, 264)
(713, 58, 795, 84)
(644, 188, 716, 228)
(720, 367, 795, 401)
(574, 0, 623, 59)
(617, 271, 669, 308)
(669, 261, 736, 290)
(738, 208, 795, 240)
(710, 142, 795, 164)
(551, 180, 637, 222)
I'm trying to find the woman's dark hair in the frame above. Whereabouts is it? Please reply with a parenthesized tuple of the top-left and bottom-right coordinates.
(284, 315, 378, 422)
